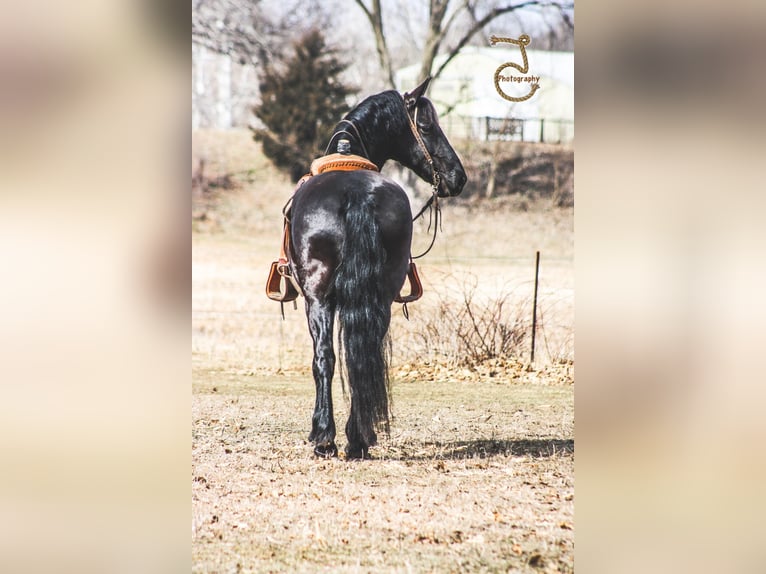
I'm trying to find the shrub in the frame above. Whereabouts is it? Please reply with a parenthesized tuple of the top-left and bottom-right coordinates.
(415, 274, 530, 367)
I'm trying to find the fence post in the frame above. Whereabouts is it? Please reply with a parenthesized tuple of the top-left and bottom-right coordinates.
(531, 250, 540, 364)
(539, 118, 545, 143)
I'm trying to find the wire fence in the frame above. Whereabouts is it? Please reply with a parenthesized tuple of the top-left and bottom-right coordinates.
(442, 115, 574, 144)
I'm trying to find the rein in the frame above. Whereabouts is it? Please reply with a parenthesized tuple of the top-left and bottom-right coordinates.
(403, 95, 442, 260)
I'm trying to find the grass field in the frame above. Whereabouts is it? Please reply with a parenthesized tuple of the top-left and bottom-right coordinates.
(192, 130, 574, 572)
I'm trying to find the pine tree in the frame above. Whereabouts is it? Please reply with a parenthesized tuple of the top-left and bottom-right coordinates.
(252, 30, 356, 182)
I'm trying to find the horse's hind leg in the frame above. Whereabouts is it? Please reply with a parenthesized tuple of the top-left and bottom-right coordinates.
(305, 297, 338, 458)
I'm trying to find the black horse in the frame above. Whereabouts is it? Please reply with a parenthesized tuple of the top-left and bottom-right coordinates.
(288, 78, 466, 459)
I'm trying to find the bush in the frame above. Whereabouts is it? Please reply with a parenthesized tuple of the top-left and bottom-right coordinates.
(415, 274, 530, 367)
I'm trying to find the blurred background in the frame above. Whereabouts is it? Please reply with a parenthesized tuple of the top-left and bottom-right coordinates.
(1, 0, 764, 572)
(0, 1, 188, 573)
(576, 1, 766, 572)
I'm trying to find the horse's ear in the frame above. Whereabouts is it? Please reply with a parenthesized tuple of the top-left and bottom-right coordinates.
(403, 77, 431, 111)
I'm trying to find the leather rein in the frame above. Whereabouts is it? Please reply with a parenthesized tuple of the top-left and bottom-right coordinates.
(403, 96, 442, 260)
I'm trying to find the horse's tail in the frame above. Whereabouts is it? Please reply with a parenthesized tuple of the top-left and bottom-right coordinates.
(334, 189, 391, 444)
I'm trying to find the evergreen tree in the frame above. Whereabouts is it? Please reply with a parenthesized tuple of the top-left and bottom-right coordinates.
(252, 30, 356, 182)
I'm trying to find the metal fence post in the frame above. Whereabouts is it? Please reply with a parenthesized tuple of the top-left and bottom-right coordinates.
(531, 250, 541, 364)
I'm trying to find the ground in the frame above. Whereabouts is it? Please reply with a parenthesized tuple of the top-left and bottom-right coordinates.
(192, 130, 574, 573)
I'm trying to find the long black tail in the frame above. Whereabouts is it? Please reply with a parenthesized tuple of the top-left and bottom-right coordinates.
(335, 189, 391, 443)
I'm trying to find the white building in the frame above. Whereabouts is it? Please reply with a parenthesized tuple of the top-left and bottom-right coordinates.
(396, 46, 573, 143)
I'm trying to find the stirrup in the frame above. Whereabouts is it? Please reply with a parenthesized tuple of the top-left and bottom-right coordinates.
(266, 259, 300, 302)
(395, 262, 423, 304)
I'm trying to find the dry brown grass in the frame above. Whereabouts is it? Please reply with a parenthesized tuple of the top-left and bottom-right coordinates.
(192, 129, 574, 572)
(193, 375, 573, 573)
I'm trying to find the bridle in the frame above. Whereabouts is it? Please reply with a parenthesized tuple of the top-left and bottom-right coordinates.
(403, 95, 442, 260)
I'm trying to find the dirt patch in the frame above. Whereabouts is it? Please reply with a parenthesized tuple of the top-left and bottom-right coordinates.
(192, 375, 573, 573)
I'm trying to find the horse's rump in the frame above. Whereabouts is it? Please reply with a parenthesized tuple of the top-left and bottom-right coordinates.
(290, 170, 413, 296)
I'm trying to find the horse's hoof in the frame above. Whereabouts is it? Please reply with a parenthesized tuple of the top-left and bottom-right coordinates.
(313, 441, 338, 458)
(345, 445, 371, 460)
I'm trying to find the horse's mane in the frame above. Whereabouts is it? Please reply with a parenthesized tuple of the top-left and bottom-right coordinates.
(345, 90, 403, 123)
(325, 88, 438, 168)
(333, 90, 408, 154)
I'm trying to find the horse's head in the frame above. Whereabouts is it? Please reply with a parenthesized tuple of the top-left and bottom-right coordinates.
(403, 78, 467, 198)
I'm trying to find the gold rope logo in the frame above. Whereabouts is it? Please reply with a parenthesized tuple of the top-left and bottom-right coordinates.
(490, 34, 540, 102)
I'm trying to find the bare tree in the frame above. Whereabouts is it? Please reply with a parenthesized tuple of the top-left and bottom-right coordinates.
(192, 0, 266, 63)
(353, 0, 573, 87)
(192, 0, 326, 63)
(352, 1, 393, 87)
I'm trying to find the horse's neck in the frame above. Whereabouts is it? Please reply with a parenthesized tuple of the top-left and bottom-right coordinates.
(342, 97, 408, 168)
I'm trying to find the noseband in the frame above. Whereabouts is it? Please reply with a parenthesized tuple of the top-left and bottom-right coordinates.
(403, 97, 442, 201)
